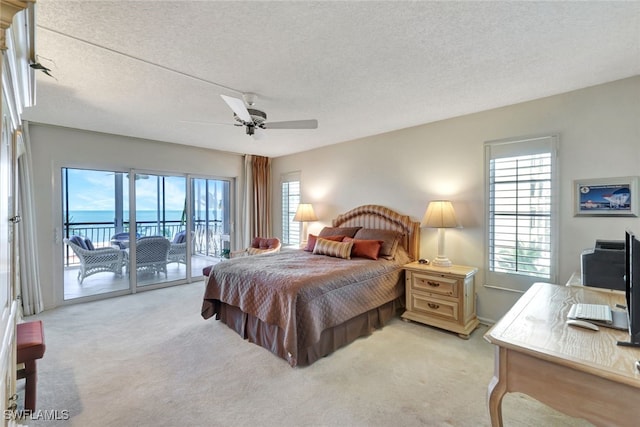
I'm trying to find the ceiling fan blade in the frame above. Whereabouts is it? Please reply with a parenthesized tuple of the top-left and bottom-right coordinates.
(221, 95, 252, 123)
(179, 119, 237, 126)
(263, 119, 318, 130)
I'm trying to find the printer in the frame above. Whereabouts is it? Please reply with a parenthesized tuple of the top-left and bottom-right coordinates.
(580, 239, 626, 291)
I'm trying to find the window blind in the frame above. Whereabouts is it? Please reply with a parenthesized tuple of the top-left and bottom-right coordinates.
(485, 135, 558, 291)
(281, 172, 301, 245)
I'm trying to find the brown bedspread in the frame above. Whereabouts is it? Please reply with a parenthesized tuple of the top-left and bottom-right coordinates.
(201, 248, 410, 366)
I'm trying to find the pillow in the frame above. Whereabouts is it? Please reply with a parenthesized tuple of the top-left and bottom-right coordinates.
(343, 237, 383, 260)
(70, 235, 88, 250)
(84, 238, 95, 251)
(318, 226, 362, 238)
(304, 234, 345, 252)
(313, 238, 353, 259)
(353, 228, 402, 259)
(173, 231, 187, 244)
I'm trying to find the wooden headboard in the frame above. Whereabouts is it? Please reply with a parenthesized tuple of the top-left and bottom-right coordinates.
(332, 205, 420, 261)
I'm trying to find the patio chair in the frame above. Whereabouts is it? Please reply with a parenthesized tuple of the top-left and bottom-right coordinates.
(110, 231, 141, 249)
(167, 231, 192, 266)
(64, 236, 124, 284)
(128, 236, 171, 277)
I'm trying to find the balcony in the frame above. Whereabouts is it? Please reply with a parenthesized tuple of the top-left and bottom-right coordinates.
(63, 220, 227, 267)
(63, 219, 225, 300)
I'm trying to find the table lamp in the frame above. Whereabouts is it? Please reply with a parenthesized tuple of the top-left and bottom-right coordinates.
(293, 203, 318, 245)
(421, 200, 461, 267)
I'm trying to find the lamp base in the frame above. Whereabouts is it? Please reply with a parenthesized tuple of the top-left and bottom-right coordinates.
(431, 256, 452, 267)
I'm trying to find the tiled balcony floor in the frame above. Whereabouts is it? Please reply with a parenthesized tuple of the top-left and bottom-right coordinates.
(63, 254, 218, 300)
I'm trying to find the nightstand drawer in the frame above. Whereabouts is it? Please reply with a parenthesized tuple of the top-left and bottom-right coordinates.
(410, 272, 458, 297)
(410, 293, 459, 321)
(402, 263, 478, 338)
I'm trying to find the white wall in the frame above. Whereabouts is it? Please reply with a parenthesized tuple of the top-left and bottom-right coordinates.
(271, 76, 640, 323)
(28, 124, 244, 309)
(27, 77, 640, 318)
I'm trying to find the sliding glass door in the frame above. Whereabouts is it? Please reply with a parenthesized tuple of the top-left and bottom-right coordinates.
(191, 178, 231, 278)
(133, 173, 186, 287)
(62, 168, 232, 301)
(62, 168, 130, 299)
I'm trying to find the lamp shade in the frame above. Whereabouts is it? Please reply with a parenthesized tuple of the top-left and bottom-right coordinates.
(421, 200, 461, 229)
(293, 203, 318, 222)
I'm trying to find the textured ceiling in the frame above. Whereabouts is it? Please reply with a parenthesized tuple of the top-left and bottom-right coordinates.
(22, 1, 640, 158)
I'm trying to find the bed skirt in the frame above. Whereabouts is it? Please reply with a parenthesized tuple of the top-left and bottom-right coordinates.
(215, 297, 404, 367)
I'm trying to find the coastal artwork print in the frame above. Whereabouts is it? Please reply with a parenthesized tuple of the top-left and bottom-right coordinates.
(574, 177, 638, 217)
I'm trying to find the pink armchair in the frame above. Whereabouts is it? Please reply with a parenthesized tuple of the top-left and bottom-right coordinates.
(202, 237, 281, 277)
(231, 237, 281, 258)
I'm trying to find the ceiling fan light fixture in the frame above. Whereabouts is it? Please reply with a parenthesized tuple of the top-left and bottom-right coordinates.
(242, 92, 257, 106)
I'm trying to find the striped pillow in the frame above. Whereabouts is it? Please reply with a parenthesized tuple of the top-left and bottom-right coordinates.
(313, 238, 353, 259)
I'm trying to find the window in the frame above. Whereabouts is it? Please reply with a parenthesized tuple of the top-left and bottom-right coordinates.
(485, 135, 558, 292)
(281, 172, 301, 245)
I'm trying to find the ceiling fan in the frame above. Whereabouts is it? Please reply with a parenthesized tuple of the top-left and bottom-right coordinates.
(220, 93, 318, 138)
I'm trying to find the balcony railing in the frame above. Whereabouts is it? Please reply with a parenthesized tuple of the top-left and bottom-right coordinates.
(63, 220, 228, 266)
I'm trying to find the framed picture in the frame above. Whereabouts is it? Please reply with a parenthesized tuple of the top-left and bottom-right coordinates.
(574, 176, 639, 217)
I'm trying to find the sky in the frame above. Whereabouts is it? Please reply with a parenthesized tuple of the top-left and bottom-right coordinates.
(66, 168, 186, 212)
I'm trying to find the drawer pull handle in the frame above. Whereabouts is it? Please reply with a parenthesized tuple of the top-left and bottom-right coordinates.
(427, 281, 440, 287)
(427, 303, 440, 310)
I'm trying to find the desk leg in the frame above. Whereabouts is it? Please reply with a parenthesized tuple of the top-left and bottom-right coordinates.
(487, 346, 507, 427)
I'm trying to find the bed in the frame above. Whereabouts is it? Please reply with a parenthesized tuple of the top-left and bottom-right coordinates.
(201, 205, 420, 367)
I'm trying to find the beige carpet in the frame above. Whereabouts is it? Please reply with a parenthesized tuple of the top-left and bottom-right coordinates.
(22, 282, 592, 427)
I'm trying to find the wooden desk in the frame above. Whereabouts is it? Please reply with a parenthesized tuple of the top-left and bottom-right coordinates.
(566, 270, 625, 295)
(484, 282, 640, 426)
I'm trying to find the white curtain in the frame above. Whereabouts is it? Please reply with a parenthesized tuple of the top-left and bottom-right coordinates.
(241, 155, 254, 249)
(17, 122, 43, 315)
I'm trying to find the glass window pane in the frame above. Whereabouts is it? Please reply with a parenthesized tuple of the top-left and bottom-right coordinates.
(487, 143, 555, 283)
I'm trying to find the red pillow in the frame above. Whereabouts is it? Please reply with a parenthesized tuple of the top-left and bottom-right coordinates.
(304, 234, 345, 251)
(343, 237, 383, 260)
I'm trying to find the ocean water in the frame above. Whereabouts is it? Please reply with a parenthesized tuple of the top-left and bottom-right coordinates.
(65, 210, 184, 224)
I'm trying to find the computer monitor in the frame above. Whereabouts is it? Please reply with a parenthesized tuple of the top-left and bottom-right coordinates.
(618, 230, 640, 347)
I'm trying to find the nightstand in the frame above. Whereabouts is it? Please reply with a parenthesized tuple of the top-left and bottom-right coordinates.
(401, 262, 479, 339)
